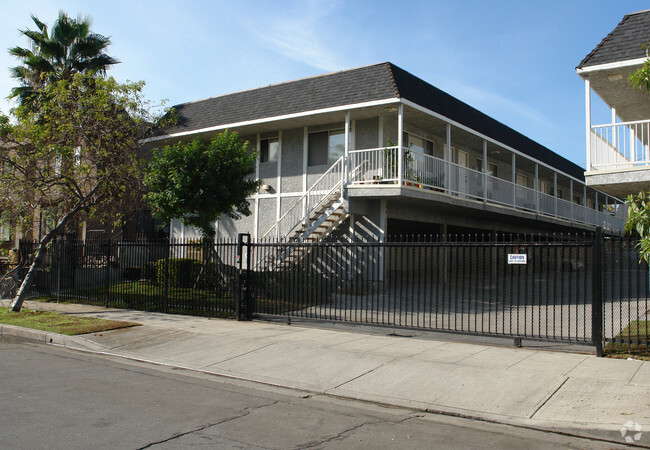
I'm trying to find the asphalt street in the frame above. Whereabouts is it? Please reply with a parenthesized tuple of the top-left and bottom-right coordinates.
(0, 337, 633, 449)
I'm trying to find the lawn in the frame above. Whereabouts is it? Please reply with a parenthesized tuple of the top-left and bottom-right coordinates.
(605, 320, 650, 360)
(37, 280, 309, 317)
(0, 307, 139, 335)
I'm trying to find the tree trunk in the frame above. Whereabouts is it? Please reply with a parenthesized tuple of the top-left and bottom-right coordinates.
(9, 188, 101, 312)
(9, 236, 51, 311)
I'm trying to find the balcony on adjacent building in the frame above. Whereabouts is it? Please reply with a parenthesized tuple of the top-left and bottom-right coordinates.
(577, 10, 650, 199)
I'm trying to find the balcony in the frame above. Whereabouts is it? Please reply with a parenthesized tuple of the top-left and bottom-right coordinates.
(586, 119, 650, 198)
(349, 146, 626, 231)
(590, 119, 650, 170)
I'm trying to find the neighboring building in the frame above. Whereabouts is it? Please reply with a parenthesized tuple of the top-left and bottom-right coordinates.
(577, 9, 650, 198)
(151, 62, 625, 245)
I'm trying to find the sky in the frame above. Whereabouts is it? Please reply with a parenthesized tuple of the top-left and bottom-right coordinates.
(0, 1, 648, 169)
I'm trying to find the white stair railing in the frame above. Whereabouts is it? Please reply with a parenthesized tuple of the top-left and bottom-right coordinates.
(261, 156, 345, 242)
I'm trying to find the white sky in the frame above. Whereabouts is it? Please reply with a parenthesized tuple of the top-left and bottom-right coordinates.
(1, 0, 648, 168)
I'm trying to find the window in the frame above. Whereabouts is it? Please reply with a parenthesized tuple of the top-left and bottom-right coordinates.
(260, 138, 279, 163)
(515, 174, 528, 187)
(477, 160, 498, 177)
(456, 150, 469, 167)
(308, 129, 344, 166)
(540, 180, 549, 195)
(404, 133, 433, 161)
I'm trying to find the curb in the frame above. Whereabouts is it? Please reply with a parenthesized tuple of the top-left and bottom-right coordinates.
(0, 324, 108, 352)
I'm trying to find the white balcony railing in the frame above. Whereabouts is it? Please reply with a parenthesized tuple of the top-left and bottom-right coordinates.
(349, 148, 626, 231)
(590, 119, 650, 170)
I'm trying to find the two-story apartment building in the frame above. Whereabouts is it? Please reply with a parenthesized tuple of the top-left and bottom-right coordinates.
(577, 9, 650, 198)
(152, 62, 625, 244)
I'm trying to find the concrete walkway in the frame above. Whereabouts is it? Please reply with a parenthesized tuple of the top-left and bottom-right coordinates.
(2, 299, 649, 446)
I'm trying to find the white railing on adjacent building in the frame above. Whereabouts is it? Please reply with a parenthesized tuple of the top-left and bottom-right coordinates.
(591, 119, 650, 170)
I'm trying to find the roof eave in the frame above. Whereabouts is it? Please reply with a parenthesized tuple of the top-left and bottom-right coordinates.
(146, 97, 400, 143)
(576, 57, 647, 79)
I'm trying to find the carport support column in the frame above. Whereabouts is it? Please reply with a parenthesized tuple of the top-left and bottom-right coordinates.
(397, 104, 404, 185)
(379, 199, 387, 282)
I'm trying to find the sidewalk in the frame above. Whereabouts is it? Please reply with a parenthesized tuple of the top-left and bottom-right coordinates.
(2, 299, 649, 445)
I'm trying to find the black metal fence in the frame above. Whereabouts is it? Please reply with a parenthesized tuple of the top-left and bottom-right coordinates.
(7, 230, 649, 354)
(14, 239, 239, 317)
(602, 235, 650, 353)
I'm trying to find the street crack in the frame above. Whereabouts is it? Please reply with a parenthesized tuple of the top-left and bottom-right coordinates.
(137, 400, 279, 449)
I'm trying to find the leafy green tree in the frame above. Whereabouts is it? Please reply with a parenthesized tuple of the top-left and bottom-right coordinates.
(625, 191, 650, 262)
(0, 73, 167, 312)
(9, 11, 118, 108)
(629, 44, 650, 92)
(144, 132, 260, 241)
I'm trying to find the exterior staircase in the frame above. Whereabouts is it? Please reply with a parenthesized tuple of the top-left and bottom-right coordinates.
(258, 157, 349, 270)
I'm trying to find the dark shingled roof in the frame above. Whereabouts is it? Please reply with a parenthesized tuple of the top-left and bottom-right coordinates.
(164, 62, 585, 180)
(164, 63, 398, 135)
(578, 9, 650, 69)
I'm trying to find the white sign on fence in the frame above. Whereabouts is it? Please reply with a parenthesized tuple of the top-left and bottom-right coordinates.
(507, 254, 527, 265)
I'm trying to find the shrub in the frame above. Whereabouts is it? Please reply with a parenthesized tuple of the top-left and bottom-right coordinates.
(153, 258, 234, 290)
(122, 266, 141, 281)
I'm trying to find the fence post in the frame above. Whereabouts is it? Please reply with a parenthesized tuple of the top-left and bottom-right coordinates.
(56, 240, 61, 304)
(104, 240, 110, 308)
(245, 234, 253, 319)
(236, 233, 251, 320)
(592, 227, 603, 357)
(164, 242, 170, 314)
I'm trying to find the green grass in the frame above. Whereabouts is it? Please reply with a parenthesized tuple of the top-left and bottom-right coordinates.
(34, 280, 309, 317)
(0, 307, 139, 335)
(605, 320, 650, 360)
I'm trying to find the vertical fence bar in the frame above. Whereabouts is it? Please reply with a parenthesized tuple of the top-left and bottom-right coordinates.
(164, 242, 169, 314)
(104, 240, 110, 308)
(592, 227, 603, 357)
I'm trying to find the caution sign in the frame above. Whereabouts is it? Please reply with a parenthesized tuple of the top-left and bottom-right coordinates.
(507, 254, 527, 265)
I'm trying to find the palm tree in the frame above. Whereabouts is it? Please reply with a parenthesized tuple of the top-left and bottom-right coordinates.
(8, 11, 119, 107)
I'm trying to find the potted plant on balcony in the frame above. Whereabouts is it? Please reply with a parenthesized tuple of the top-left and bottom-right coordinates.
(381, 138, 415, 185)
(382, 138, 398, 184)
(431, 173, 445, 192)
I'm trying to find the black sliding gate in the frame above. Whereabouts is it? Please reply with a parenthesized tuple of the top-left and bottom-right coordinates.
(243, 229, 647, 354)
(11, 229, 650, 354)
(245, 233, 601, 350)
